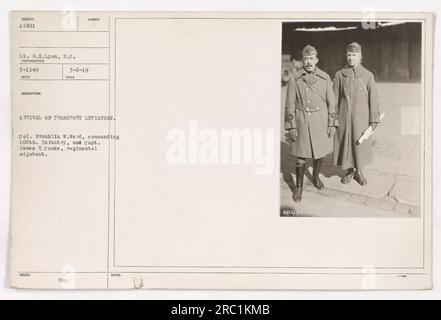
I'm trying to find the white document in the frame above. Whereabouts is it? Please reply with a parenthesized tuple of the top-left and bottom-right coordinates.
(9, 11, 433, 289)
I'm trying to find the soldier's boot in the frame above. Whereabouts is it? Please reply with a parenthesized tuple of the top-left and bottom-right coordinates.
(293, 163, 306, 202)
(341, 168, 356, 184)
(312, 158, 324, 190)
(354, 169, 368, 186)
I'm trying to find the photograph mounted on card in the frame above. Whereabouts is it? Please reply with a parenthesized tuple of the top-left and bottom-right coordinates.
(9, 11, 433, 290)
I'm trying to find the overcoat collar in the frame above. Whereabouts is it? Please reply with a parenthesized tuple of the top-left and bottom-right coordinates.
(341, 64, 368, 79)
(295, 67, 328, 81)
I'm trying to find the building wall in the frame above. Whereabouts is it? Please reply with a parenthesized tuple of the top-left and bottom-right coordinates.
(282, 22, 421, 82)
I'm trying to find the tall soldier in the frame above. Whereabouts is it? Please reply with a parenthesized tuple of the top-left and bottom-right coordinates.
(285, 45, 338, 202)
(332, 42, 381, 186)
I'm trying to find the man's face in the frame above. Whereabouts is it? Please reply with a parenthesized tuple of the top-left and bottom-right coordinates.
(346, 52, 362, 67)
(302, 55, 318, 73)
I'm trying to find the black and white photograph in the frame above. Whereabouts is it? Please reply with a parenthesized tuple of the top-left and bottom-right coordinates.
(280, 21, 423, 218)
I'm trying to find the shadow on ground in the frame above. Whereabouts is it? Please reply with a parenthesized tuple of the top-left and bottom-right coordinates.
(281, 139, 347, 196)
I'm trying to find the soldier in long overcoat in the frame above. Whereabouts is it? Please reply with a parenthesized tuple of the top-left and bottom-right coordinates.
(285, 45, 338, 202)
(332, 42, 381, 186)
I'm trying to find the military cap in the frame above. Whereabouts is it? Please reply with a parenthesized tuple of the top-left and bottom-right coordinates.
(346, 42, 362, 53)
(302, 45, 318, 57)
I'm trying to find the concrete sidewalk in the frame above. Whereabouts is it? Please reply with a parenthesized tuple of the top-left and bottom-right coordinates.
(280, 82, 422, 218)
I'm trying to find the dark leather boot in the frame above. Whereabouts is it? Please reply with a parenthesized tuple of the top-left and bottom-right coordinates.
(354, 169, 367, 186)
(293, 163, 306, 202)
(341, 168, 355, 184)
(312, 158, 324, 190)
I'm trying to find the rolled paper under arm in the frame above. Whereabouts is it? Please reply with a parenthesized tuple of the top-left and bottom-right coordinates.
(356, 113, 385, 145)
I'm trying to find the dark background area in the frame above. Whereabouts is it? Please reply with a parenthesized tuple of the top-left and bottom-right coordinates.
(282, 22, 422, 82)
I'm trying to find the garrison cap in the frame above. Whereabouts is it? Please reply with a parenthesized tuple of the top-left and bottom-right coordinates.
(346, 42, 362, 53)
(302, 45, 318, 57)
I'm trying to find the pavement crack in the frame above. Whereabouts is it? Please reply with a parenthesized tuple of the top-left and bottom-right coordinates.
(385, 181, 400, 202)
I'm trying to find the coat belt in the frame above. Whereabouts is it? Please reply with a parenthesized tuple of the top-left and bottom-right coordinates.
(295, 105, 322, 113)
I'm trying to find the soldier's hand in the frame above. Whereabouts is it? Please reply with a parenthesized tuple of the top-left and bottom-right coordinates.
(327, 127, 336, 137)
(370, 122, 378, 130)
(289, 128, 298, 142)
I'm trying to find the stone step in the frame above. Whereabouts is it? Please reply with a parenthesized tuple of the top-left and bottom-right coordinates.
(281, 176, 420, 217)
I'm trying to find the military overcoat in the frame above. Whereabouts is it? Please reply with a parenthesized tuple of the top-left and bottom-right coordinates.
(285, 67, 338, 159)
(332, 64, 381, 170)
